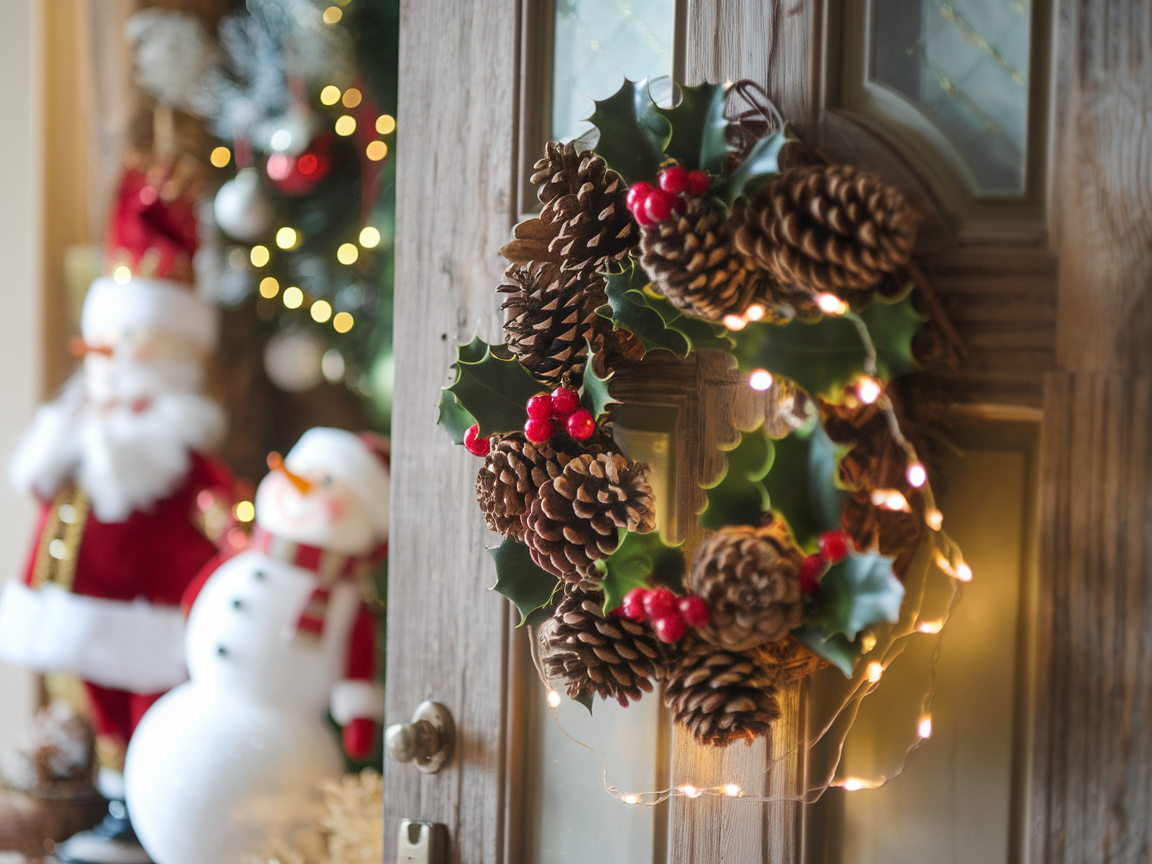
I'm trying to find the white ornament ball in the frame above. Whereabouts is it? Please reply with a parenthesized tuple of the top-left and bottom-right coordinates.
(264, 330, 325, 393)
(214, 168, 274, 242)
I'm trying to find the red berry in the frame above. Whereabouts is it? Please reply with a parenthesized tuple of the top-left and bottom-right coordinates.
(653, 613, 687, 643)
(686, 170, 711, 196)
(677, 595, 710, 627)
(643, 587, 677, 620)
(658, 165, 688, 195)
(565, 408, 595, 441)
(626, 182, 653, 213)
(622, 588, 648, 622)
(526, 393, 553, 420)
(799, 554, 824, 595)
(463, 424, 489, 457)
(524, 417, 555, 444)
(818, 530, 850, 563)
(610, 605, 627, 617)
(632, 206, 655, 227)
(551, 387, 581, 418)
(644, 188, 681, 223)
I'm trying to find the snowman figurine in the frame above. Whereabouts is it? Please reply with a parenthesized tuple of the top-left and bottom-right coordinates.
(123, 428, 389, 864)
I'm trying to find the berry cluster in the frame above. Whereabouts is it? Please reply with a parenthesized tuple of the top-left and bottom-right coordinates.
(626, 165, 712, 227)
(462, 387, 595, 457)
(799, 530, 851, 595)
(614, 586, 710, 644)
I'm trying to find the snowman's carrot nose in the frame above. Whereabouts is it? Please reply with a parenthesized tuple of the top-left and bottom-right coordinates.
(68, 335, 113, 357)
(266, 452, 314, 494)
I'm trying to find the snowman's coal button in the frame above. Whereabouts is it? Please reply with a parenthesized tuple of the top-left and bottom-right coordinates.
(217, 645, 228, 656)
(253, 570, 266, 580)
(232, 598, 243, 609)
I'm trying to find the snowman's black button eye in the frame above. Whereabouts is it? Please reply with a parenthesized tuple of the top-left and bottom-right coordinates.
(217, 645, 228, 656)
(322, 475, 333, 487)
(253, 570, 265, 580)
(232, 598, 243, 609)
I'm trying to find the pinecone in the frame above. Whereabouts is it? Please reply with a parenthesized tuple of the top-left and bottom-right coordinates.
(639, 197, 760, 322)
(522, 452, 657, 580)
(530, 141, 638, 273)
(688, 520, 805, 652)
(663, 635, 781, 746)
(752, 636, 826, 685)
(841, 490, 923, 574)
(733, 164, 920, 297)
(498, 261, 608, 384)
(540, 584, 665, 707)
(476, 433, 569, 540)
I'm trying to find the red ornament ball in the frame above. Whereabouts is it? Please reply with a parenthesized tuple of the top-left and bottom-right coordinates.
(686, 170, 712, 196)
(551, 387, 581, 418)
(526, 393, 553, 420)
(642, 587, 677, 620)
(653, 613, 687, 644)
(621, 587, 648, 622)
(524, 417, 555, 444)
(565, 408, 595, 441)
(799, 554, 824, 595)
(463, 424, 489, 457)
(677, 595, 711, 627)
(658, 165, 689, 195)
(818, 530, 850, 563)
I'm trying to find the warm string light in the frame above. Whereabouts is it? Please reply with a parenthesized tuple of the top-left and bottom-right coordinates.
(838, 777, 885, 792)
(926, 508, 944, 531)
(917, 620, 944, 634)
(376, 114, 396, 135)
(320, 85, 341, 106)
(366, 140, 388, 161)
(546, 689, 561, 709)
(210, 146, 231, 168)
(871, 488, 910, 512)
(866, 661, 884, 683)
(816, 293, 849, 315)
(934, 552, 973, 582)
(917, 715, 933, 740)
(342, 88, 362, 108)
(322, 6, 342, 24)
(283, 286, 304, 309)
(906, 461, 927, 488)
(333, 312, 355, 333)
(856, 376, 882, 404)
(724, 784, 742, 798)
(359, 226, 381, 248)
(233, 501, 255, 522)
(723, 304, 768, 332)
(259, 277, 279, 299)
(311, 300, 333, 323)
(335, 115, 357, 136)
(680, 785, 702, 799)
(250, 245, 270, 267)
(337, 243, 359, 265)
(113, 265, 131, 285)
(748, 369, 773, 391)
(622, 794, 641, 805)
(276, 227, 298, 249)
(722, 314, 746, 331)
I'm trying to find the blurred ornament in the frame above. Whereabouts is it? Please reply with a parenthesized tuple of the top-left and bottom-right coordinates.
(214, 168, 274, 241)
(266, 133, 333, 197)
(263, 329, 325, 392)
(254, 106, 317, 156)
(125, 9, 218, 114)
(321, 348, 345, 383)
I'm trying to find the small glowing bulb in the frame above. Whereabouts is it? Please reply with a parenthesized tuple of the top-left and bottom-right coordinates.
(746, 304, 765, 321)
(210, 146, 231, 168)
(955, 562, 973, 582)
(842, 778, 866, 792)
(817, 293, 848, 315)
(113, 265, 131, 284)
(366, 140, 388, 161)
(341, 88, 362, 108)
(866, 661, 883, 683)
(233, 501, 255, 522)
(723, 784, 742, 798)
(918, 715, 933, 739)
(376, 114, 396, 135)
(872, 489, 909, 511)
(749, 369, 773, 391)
(269, 129, 293, 152)
(335, 115, 357, 136)
(926, 508, 944, 531)
(320, 85, 341, 106)
(276, 227, 298, 249)
(546, 690, 561, 709)
(857, 376, 882, 404)
(723, 314, 747, 331)
(359, 226, 381, 248)
(917, 620, 944, 634)
(860, 632, 877, 654)
(250, 245, 270, 267)
(333, 312, 354, 333)
(259, 277, 280, 299)
(337, 242, 360, 265)
(906, 462, 927, 488)
(322, 5, 342, 24)
(680, 785, 702, 799)
(311, 300, 332, 323)
(622, 794, 641, 805)
(283, 286, 304, 309)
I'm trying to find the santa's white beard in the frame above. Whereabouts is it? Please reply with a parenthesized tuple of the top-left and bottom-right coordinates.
(11, 365, 227, 523)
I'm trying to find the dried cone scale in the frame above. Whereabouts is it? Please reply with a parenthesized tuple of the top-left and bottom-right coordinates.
(733, 164, 919, 297)
(688, 520, 805, 652)
(663, 634, 781, 746)
(639, 196, 760, 322)
(476, 433, 569, 540)
(541, 584, 665, 707)
(522, 452, 657, 580)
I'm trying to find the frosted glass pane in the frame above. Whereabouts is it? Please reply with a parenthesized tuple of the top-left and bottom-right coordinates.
(870, 0, 1031, 193)
(551, 0, 675, 143)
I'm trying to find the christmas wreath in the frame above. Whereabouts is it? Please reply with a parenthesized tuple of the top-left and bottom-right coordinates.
(438, 79, 967, 751)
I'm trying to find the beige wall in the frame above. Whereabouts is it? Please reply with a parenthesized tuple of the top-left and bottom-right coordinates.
(0, 0, 43, 749)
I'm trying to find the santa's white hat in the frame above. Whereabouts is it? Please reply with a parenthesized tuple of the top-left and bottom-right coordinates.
(82, 276, 218, 352)
(284, 428, 390, 542)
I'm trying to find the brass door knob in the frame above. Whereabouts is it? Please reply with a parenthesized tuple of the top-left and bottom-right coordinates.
(385, 701, 454, 774)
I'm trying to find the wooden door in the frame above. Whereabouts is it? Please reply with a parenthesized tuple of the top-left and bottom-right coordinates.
(385, 0, 1152, 861)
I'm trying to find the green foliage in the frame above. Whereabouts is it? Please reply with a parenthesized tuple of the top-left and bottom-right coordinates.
(440, 339, 543, 438)
(710, 128, 789, 208)
(858, 289, 924, 380)
(807, 552, 905, 642)
(655, 82, 730, 173)
(489, 537, 561, 625)
(762, 423, 851, 551)
(589, 79, 671, 186)
(595, 529, 686, 614)
(580, 340, 619, 421)
(791, 624, 863, 677)
(436, 390, 475, 445)
(731, 315, 870, 399)
(698, 426, 774, 531)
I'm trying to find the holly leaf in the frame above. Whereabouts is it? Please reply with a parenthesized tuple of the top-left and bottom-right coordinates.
(710, 128, 789, 208)
(791, 624, 863, 677)
(579, 340, 619, 421)
(731, 315, 869, 399)
(436, 389, 476, 445)
(489, 537, 561, 626)
(573, 690, 595, 714)
(589, 79, 671, 186)
(761, 422, 851, 550)
(655, 81, 730, 173)
(631, 288, 735, 353)
(858, 289, 924, 380)
(595, 529, 686, 614)
(445, 340, 543, 437)
(807, 552, 905, 642)
(699, 425, 774, 531)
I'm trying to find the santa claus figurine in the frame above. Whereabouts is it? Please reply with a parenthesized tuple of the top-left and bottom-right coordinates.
(124, 428, 388, 864)
(0, 157, 232, 863)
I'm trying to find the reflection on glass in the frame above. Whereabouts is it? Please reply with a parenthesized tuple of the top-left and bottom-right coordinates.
(870, 0, 1031, 193)
(551, 0, 675, 143)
